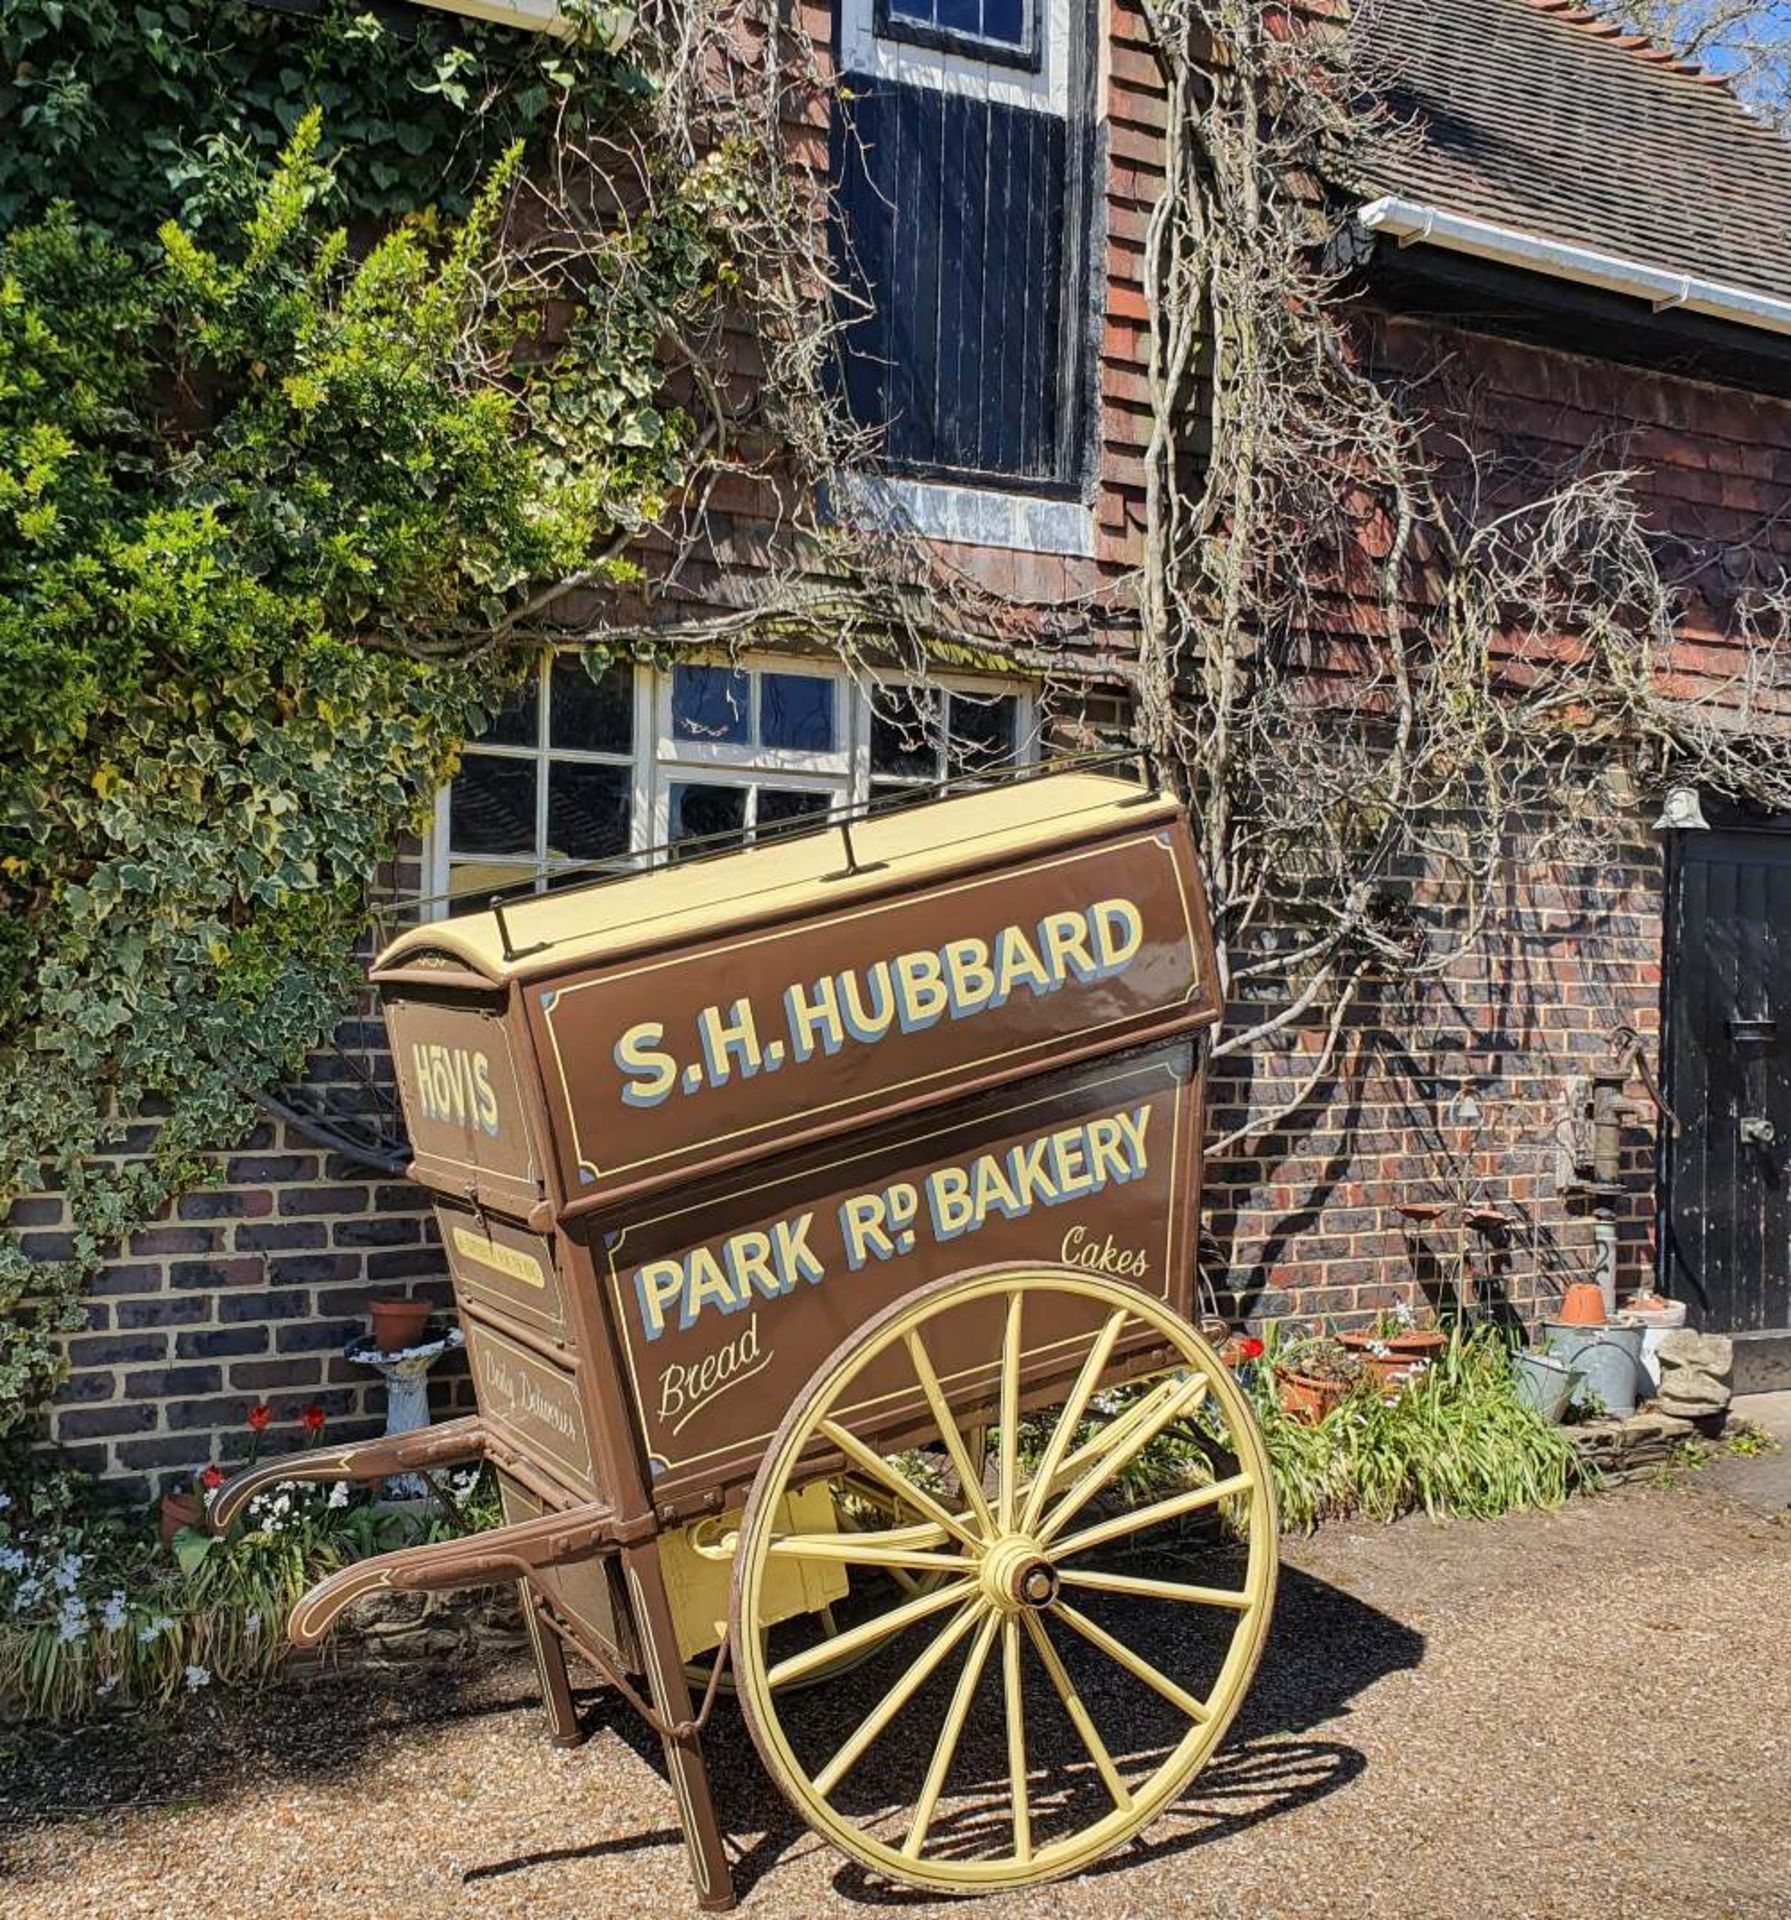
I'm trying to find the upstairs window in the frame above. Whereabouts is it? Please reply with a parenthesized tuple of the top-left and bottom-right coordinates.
(832, 0, 1094, 492)
(878, 0, 1034, 67)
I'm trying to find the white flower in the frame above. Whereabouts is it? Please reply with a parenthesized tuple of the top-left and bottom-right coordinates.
(100, 1592, 128, 1633)
(0, 1544, 26, 1576)
(96, 1672, 119, 1696)
(0, 1491, 12, 1510)
(138, 1613, 175, 1643)
(183, 1664, 211, 1691)
(51, 1552, 83, 1593)
(244, 1611, 261, 1637)
(12, 1574, 43, 1612)
(327, 1483, 349, 1510)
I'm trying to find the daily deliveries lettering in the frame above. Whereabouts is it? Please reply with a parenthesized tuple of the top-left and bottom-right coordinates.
(630, 1104, 1153, 1341)
(611, 895, 1144, 1110)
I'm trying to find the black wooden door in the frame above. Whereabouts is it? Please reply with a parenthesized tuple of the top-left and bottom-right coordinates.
(831, 73, 1072, 487)
(1660, 826, 1791, 1334)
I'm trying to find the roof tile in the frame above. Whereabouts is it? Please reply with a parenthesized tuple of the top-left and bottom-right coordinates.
(1356, 0, 1791, 301)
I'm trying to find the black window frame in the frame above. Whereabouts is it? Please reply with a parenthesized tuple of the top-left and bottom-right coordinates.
(872, 0, 1043, 75)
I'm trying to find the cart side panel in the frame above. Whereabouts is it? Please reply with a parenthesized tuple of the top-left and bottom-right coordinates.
(428, 1205, 664, 1536)
(498, 1474, 642, 1673)
(385, 989, 550, 1218)
(526, 817, 1215, 1211)
(586, 1040, 1202, 1508)
(436, 1206, 570, 1344)
(463, 1319, 601, 1498)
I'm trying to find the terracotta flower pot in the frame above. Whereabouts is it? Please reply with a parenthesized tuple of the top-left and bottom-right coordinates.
(160, 1489, 203, 1548)
(367, 1296, 433, 1352)
(1275, 1367, 1351, 1426)
(1557, 1281, 1608, 1327)
(1339, 1328, 1445, 1395)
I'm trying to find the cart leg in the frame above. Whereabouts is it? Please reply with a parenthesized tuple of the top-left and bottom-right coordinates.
(520, 1586, 584, 1748)
(622, 1543, 736, 1912)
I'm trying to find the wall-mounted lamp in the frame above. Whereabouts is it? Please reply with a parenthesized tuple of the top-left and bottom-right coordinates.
(1652, 786, 1709, 832)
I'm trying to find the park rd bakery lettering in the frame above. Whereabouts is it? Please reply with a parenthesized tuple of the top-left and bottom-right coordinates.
(631, 1102, 1154, 1345)
(610, 894, 1144, 1110)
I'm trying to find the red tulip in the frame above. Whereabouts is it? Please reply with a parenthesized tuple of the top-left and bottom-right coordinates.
(246, 1403, 272, 1432)
(200, 1464, 224, 1491)
(298, 1403, 326, 1434)
(1237, 1336, 1265, 1361)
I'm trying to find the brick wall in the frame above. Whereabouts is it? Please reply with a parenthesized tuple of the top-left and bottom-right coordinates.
(1203, 825, 1666, 1333)
(33, 1114, 465, 1505)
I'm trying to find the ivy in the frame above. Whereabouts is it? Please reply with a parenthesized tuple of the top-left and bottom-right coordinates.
(0, 0, 639, 235)
(0, 10, 741, 1435)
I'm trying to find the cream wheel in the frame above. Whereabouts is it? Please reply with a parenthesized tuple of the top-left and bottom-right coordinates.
(729, 1264, 1278, 1893)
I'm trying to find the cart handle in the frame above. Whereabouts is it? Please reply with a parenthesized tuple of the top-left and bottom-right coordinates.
(287, 1501, 615, 1647)
(205, 1416, 489, 1532)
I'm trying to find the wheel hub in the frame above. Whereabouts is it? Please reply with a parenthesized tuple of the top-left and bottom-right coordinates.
(980, 1534, 1059, 1612)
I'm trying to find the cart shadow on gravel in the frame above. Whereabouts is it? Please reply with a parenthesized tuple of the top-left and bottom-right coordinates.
(1, 1562, 1419, 1904)
(461, 1558, 1421, 1905)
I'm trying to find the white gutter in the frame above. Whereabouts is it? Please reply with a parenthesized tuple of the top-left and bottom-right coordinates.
(1357, 193, 1791, 341)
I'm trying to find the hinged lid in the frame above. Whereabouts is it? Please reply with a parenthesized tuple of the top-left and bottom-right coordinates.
(376, 770, 1219, 1214)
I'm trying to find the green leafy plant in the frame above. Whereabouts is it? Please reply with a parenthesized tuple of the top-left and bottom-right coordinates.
(0, 0, 620, 236)
(0, 1424, 502, 1724)
(1724, 1419, 1780, 1460)
(1244, 1325, 1593, 1531)
(0, 27, 746, 1433)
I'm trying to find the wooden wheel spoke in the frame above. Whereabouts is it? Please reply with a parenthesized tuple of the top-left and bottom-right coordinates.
(1018, 1308, 1130, 1534)
(998, 1291, 1024, 1532)
(1020, 1610, 1133, 1813)
(835, 1504, 947, 1596)
(1037, 1373, 1211, 1547)
(1009, 1376, 1182, 1515)
(1003, 1613, 1031, 1864)
(905, 1332, 998, 1539)
(818, 1418, 984, 1552)
(1059, 1568, 1254, 1612)
(904, 1607, 1002, 1859)
(813, 1600, 985, 1797)
(1051, 1470, 1255, 1562)
(767, 1577, 977, 1691)
(1051, 1601, 1211, 1722)
(768, 1532, 970, 1571)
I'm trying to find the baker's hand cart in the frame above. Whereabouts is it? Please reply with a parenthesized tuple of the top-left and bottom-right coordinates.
(211, 765, 1277, 1906)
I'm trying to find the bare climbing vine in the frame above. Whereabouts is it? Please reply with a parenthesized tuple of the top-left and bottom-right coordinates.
(1135, 0, 1791, 1153)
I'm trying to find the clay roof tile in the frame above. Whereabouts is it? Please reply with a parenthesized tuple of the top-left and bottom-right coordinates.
(1355, 0, 1791, 301)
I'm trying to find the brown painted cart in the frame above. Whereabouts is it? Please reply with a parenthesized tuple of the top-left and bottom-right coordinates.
(210, 765, 1277, 1905)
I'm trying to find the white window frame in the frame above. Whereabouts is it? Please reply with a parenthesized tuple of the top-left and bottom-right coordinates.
(842, 0, 1072, 114)
(652, 657, 853, 778)
(428, 655, 653, 905)
(425, 654, 1036, 917)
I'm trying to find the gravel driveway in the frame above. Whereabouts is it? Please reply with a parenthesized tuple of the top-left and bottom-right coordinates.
(5, 1474, 1787, 1920)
